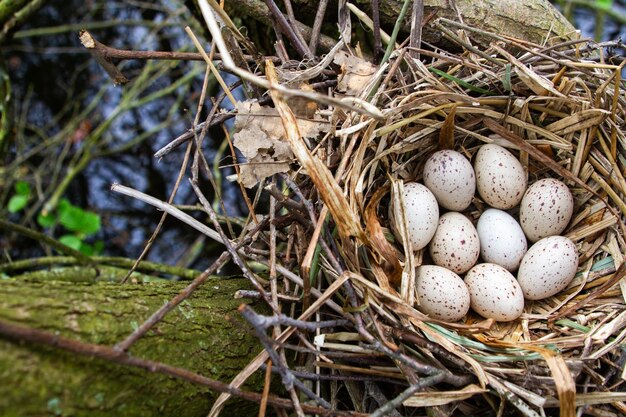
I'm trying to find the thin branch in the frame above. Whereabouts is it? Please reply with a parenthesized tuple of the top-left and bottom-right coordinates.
(79, 29, 275, 63)
(114, 251, 231, 351)
(239, 305, 331, 410)
(308, 0, 329, 55)
(369, 373, 448, 417)
(371, 0, 383, 62)
(189, 179, 273, 308)
(262, 0, 313, 60)
(241, 307, 350, 331)
(0, 219, 95, 266)
(0, 319, 365, 417)
(409, 0, 423, 60)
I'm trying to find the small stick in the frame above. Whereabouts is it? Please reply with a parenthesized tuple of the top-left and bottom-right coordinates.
(239, 305, 331, 410)
(79, 29, 277, 65)
(262, 0, 312, 60)
(371, 0, 383, 62)
(369, 373, 448, 417)
(190, 179, 273, 308)
(0, 219, 95, 266)
(409, 0, 423, 60)
(309, 0, 329, 54)
(115, 251, 230, 351)
(0, 319, 365, 416)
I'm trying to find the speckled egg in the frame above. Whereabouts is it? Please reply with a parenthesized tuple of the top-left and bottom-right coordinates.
(429, 212, 480, 274)
(476, 209, 527, 271)
(464, 263, 525, 322)
(390, 182, 439, 250)
(517, 236, 578, 300)
(415, 265, 471, 321)
(519, 178, 574, 242)
(474, 144, 527, 209)
(423, 150, 476, 211)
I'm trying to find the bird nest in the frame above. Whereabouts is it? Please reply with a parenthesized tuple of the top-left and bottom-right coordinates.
(191, 12, 626, 417)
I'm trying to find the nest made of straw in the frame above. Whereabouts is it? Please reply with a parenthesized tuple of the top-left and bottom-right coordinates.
(204, 14, 626, 417)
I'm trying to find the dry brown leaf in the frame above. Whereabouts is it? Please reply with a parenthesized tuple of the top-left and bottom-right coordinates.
(439, 105, 457, 149)
(233, 101, 329, 187)
(333, 51, 377, 96)
(265, 61, 365, 239)
(364, 186, 403, 286)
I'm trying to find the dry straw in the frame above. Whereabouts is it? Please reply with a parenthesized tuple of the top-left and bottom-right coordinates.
(190, 2, 626, 416)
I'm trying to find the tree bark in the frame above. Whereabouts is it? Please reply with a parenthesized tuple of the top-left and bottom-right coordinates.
(221, 0, 576, 50)
(0, 278, 267, 417)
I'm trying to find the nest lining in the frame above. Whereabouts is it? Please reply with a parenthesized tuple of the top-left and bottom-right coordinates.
(207, 14, 626, 417)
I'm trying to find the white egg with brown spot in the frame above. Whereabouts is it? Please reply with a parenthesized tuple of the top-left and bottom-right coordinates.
(520, 178, 574, 242)
(474, 144, 527, 209)
(423, 150, 476, 211)
(415, 265, 470, 321)
(517, 236, 578, 300)
(429, 212, 480, 274)
(464, 263, 525, 322)
(390, 182, 439, 250)
(476, 209, 527, 271)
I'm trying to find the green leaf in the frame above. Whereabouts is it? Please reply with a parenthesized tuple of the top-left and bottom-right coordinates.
(58, 201, 101, 235)
(78, 211, 101, 235)
(596, 0, 613, 11)
(93, 240, 104, 255)
(428, 67, 495, 95)
(37, 211, 56, 228)
(14, 181, 31, 196)
(78, 242, 95, 256)
(8, 195, 28, 213)
(59, 235, 82, 250)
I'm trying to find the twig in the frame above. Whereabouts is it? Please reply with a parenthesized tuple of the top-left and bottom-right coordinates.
(0, 319, 365, 416)
(262, 0, 312, 60)
(282, 0, 310, 57)
(371, 0, 383, 62)
(240, 307, 350, 331)
(79, 30, 279, 84)
(281, 175, 344, 274)
(239, 305, 332, 411)
(261, 363, 408, 384)
(111, 183, 222, 242)
(190, 179, 273, 306)
(235, 290, 300, 303)
(0, 219, 95, 266)
(114, 251, 231, 351)
(308, 0, 329, 55)
(0, 255, 200, 280)
(369, 373, 448, 417)
(409, 0, 423, 60)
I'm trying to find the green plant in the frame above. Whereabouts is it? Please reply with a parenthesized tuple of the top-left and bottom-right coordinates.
(37, 198, 103, 256)
(7, 181, 31, 213)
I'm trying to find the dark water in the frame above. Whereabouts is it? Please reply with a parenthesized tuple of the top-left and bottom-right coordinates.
(3, 0, 247, 270)
(2, 0, 624, 268)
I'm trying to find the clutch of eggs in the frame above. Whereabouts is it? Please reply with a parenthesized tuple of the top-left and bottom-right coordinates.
(388, 144, 578, 322)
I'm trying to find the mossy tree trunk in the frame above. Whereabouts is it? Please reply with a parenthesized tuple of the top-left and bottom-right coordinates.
(216, 0, 575, 51)
(0, 278, 266, 417)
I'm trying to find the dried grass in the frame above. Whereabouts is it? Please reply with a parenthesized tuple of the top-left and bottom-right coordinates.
(195, 4, 626, 417)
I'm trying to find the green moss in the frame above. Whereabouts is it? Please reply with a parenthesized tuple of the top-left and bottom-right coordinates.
(0, 279, 268, 416)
